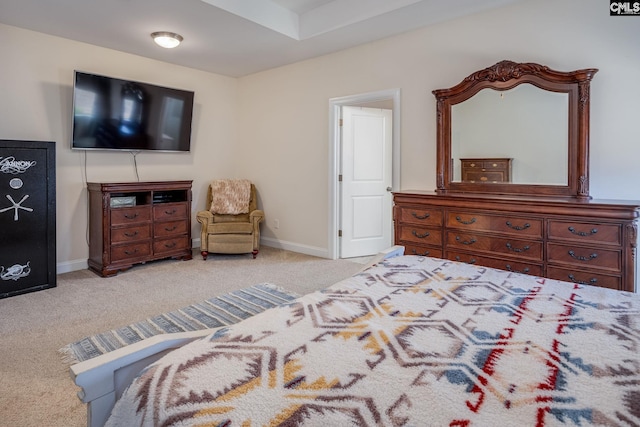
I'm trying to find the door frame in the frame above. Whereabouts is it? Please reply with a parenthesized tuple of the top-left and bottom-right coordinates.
(328, 88, 401, 260)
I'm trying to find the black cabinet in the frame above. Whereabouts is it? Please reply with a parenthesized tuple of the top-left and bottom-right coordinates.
(0, 140, 56, 298)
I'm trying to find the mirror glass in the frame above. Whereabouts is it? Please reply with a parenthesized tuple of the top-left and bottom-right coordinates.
(451, 83, 568, 185)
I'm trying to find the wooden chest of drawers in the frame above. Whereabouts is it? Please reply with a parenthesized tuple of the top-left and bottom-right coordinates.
(394, 191, 639, 292)
(88, 181, 192, 277)
(460, 158, 512, 183)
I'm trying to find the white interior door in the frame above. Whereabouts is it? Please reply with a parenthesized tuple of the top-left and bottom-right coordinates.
(340, 106, 393, 258)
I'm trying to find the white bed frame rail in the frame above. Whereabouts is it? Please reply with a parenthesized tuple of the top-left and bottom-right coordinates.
(71, 245, 405, 427)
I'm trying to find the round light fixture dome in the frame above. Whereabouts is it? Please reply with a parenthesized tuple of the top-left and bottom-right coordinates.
(151, 32, 183, 49)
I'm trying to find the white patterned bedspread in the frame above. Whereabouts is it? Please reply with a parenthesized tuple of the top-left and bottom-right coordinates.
(106, 255, 640, 426)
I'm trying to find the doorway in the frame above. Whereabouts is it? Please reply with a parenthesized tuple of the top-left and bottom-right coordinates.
(328, 89, 401, 260)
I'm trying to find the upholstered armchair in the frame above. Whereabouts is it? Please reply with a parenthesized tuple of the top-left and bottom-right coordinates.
(196, 180, 264, 260)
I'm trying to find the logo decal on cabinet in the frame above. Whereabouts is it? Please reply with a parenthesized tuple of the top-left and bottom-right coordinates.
(0, 157, 37, 174)
(0, 262, 31, 281)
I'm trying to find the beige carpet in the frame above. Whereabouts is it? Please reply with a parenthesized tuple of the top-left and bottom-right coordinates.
(0, 247, 368, 427)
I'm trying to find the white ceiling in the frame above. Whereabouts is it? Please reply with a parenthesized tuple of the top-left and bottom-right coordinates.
(0, 0, 524, 77)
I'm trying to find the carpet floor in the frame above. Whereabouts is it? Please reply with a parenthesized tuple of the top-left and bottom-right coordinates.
(0, 247, 367, 427)
(59, 283, 299, 364)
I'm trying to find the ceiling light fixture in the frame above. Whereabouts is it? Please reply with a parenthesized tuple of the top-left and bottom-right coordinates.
(151, 31, 183, 49)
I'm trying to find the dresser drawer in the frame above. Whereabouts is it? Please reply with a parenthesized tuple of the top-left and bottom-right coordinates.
(153, 236, 190, 255)
(404, 244, 443, 258)
(154, 220, 188, 238)
(396, 206, 443, 226)
(462, 171, 506, 183)
(548, 220, 622, 246)
(111, 242, 152, 262)
(111, 206, 151, 225)
(111, 224, 151, 243)
(153, 202, 188, 221)
(461, 159, 510, 170)
(547, 266, 622, 291)
(448, 251, 543, 276)
(547, 243, 621, 272)
(460, 159, 511, 183)
(446, 212, 543, 238)
(446, 232, 543, 261)
(397, 225, 443, 246)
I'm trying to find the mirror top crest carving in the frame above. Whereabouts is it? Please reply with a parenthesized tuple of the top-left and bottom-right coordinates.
(433, 60, 598, 199)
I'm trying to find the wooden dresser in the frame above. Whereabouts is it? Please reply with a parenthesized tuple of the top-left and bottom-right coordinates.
(460, 158, 512, 183)
(393, 191, 639, 292)
(87, 181, 192, 277)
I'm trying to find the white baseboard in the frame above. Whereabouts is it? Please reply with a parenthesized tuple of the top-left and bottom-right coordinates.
(57, 259, 89, 275)
(260, 237, 330, 259)
(196, 235, 330, 259)
(56, 239, 204, 275)
(56, 237, 329, 274)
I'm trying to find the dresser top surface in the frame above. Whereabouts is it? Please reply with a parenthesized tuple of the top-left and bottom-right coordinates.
(394, 190, 640, 207)
(394, 191, 640, 220)
(87, 181, 193, 191)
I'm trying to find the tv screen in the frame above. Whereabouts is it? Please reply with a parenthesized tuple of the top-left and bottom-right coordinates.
(71, 71, 194, 152)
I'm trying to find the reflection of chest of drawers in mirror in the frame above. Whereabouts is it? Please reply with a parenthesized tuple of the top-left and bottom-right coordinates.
(460, 158, 512, 183)
(87, 181, 192, 277)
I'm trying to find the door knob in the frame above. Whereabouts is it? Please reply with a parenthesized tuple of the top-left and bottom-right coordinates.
(386, 187, 393, 192)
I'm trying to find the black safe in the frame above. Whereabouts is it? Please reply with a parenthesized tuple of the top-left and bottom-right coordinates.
(0, 140, 56, 298)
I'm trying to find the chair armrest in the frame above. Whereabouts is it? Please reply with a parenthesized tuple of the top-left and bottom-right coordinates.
(250, 210, 264, 225)
(196, 211, 213, 248)
(196, 210, 213, 226)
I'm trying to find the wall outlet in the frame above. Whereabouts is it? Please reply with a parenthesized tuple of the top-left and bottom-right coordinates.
(274, 219, 280, 229)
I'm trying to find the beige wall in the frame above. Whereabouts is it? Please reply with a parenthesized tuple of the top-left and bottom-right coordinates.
(0, 24, 238, 272)
(236, 0, 640, 255)
(0, 0, 638, 271)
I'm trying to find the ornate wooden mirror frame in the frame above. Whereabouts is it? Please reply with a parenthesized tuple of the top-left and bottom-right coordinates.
(433, 60, 598, 199)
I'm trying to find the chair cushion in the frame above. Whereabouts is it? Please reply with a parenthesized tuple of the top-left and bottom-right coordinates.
(208, 222, 254, 234)
(209, 179, 251, 214)
(211, 213, 250, 223)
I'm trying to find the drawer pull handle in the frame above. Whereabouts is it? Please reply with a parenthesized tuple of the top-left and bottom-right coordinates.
(568, 250, 598, 262)
(568, 226, 598, 237)
(410, 249, 430, 256)
(506, 221, 531, 231)
(164, 242, 177, 248)
(455, 216, 476, 225)
(412, 230, 430, 239)
(505, 242, 530, 253)
(124, 248, 139, 255)
(568, 274, 598, 285)
(455, 256, 476, 264)
(124, 213, 139, 220)
(124, 231, 139, 237)
(411, 212, 430, 220)
(505, 264, 530, 274)
(165, 226, 178, 232)
(455, 236, 476, 245)
(165, 209, 177, 215)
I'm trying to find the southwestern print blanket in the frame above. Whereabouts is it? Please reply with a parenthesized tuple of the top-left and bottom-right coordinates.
(106, 256, 640, 426)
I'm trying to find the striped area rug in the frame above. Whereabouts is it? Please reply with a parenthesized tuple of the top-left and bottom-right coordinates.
(58, 283, 299, 365)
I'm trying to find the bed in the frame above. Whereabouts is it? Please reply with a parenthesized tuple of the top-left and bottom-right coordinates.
(72, 246, 640, 426)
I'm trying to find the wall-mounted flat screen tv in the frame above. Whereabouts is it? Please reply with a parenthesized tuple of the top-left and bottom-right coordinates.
(71, 71, 194, 152)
